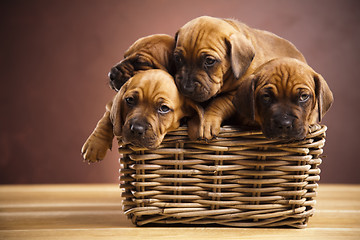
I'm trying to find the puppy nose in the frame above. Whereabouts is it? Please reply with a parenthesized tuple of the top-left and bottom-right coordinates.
(108, 67, 118, 81)
(184, 81, 195, 91)
(130, 123, 146, 135)
(274, 116, 293, 130)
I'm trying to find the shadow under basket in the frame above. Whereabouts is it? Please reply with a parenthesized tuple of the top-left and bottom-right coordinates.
(119, 124, 327, 228)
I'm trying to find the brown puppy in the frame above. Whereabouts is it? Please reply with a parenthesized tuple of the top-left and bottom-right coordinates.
(82, 69, 202, 163)
(233, 58, 333, 140)
(109, 34, 175, 91)
(173, 16, 305, 140)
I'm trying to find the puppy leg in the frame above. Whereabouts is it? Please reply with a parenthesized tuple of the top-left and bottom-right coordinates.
(201, 95, 236, 141)
(81, 104, 114, 163)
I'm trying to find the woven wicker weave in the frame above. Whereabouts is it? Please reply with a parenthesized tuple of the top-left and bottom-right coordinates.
(119, 124, 326, 228)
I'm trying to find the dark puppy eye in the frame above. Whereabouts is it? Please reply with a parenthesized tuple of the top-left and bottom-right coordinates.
(135, 56, 151, 67)
(299, 93, 310, 102)
(136, 57, 146, 64)
(261, 93, 272, 103)
(125, 97, 135, 106)
(174, 53, 183, 65)
(204, 56, 216, 67)
(158, 105, 171, 114)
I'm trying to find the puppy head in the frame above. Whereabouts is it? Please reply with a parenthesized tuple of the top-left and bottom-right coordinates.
(174, 16, 255, 102)
(109, 34, 175, 91)
(233, 58, 333, 140)
(110, 69, 201, 149)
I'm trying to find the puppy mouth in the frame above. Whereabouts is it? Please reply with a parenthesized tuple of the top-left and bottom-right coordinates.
(266, 134, 305, 141)
(123, 137, 160, 149)
(262, 126, 307, 141)
(183, 87, 211, 102)
(122, 126, 161, 149)
(176, 77, 212, 102)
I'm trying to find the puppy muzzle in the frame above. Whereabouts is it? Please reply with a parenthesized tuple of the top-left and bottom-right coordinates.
(176, 75, 211, 102)
(108, 60, 134, 91)
(263, 114, 306, 141)
(123, 118, 159, 149)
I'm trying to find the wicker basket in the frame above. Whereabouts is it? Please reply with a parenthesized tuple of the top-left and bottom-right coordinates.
(119, 124, 326, 228)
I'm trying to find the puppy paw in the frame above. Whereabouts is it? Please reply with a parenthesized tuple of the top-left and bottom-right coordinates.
(201, 116, 222, 141)
(188, 114, 222, 142)
(81, 136, 111, 163)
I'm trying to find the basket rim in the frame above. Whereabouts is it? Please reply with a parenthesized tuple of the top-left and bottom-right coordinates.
(118, 124, 326, 152)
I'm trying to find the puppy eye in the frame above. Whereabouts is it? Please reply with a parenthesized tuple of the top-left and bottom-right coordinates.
(125, 97, 135, 106)
(299, 93, 310, 102)
(135, 56, 151, 67)
(204, 56, 216, 67)
(174, 54, 183, 65)
(136, 57, 146, 64)
(158, 105, 171, 114)
(261, 93, 272, 103)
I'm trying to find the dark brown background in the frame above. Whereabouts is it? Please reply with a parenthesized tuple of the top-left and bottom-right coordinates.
(1, 0, 359, 184)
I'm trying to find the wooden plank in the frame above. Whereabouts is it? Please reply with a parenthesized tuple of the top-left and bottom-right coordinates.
(0, 184, 123, 205)
(1, 228, 360, 240)
(316, 184, 360, 210)
(1, 205, 359, 230)
(1, 184, 360, 240)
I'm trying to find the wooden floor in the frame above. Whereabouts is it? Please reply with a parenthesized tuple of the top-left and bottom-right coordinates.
(1, 184, 359, 240)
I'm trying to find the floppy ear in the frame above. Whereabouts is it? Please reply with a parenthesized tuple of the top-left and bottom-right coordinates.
(227, 33, 255, 79)
(174, 30, 179, 45)
(314, 73, 334, 122)
(110, 82, 128, 136)
(147, 56, 169, 72)
(232, 74, 258, 122)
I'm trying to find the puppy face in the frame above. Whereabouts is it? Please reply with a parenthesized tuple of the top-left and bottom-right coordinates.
(174, 16, 255, 102)
(110, 69, 198, 149)
(109, 34, 175, 91)
(233, 58, 333, 140)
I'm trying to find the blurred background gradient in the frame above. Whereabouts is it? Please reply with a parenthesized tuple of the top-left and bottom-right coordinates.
(1, 0, 359, 184)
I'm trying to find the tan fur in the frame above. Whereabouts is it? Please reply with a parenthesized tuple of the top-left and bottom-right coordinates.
(174, 16, 305, 140)
(233, 58, 333, 140)
(109, 34, 175, 91)
(82, 69, 202, 163)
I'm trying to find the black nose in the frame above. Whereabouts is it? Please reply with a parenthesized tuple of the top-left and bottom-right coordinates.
(130, 122, 146, 135)
(108, 67, 119, 81)
(183, 81, 195, 92)
(177, 74, 195, 94)
(274, 115, 293, 131)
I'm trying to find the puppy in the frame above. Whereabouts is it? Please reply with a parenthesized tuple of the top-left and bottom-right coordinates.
(82, 69, 202, 162)
(108, 34, 175, 91)
(173, 16, 305, 140)
(233, 57, 333, 140)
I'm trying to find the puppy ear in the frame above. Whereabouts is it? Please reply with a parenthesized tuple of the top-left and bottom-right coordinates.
(227, 33, 255, 79)
(110, 82, 128, 136)
(174, 30, 179, 44)
(314, 73, 334, 122)
(232, 74, 258, 121)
